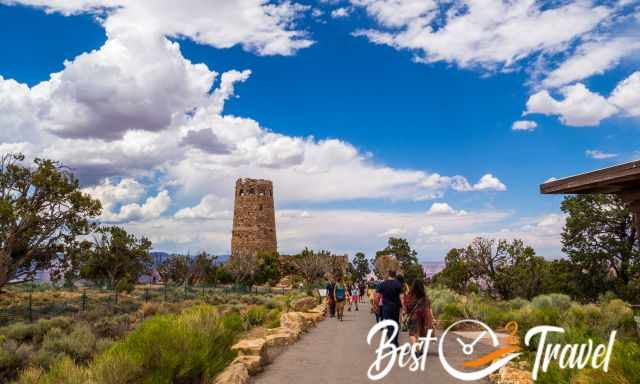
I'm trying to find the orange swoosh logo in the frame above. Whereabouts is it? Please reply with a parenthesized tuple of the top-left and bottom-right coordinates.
(463, 346, 521, 368)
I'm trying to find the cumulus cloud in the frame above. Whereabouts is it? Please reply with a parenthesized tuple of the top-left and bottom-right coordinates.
(526, 71, 640, 127)
(2, 0, 314, 56)
(426, 202, 467, 216)
(174, 194, 232, 220)
(542, 37, 640, 88)
(512, 120, 538, 132)
(351, 0, 611, 70)
(586, 149, 619, 160)
(609, 71, 640, 117)
(525, 83, 618, 126)
(83, 179, 171, 223)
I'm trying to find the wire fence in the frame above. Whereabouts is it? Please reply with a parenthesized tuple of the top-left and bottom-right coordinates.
(0, 284, 301, 326)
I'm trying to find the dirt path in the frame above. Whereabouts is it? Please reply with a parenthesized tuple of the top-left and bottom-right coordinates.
(252, 301, 492, 384)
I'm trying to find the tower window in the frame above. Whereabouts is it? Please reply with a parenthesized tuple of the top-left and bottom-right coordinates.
(259, 204, 263, 211)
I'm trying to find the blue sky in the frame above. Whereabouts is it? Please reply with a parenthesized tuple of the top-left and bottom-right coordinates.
(0, 0, 638, 260)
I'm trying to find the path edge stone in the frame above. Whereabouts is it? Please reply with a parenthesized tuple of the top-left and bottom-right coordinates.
(212, 301, 327, 384)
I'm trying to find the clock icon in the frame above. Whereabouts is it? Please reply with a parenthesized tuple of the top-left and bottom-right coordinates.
(437, 319, 521, 382)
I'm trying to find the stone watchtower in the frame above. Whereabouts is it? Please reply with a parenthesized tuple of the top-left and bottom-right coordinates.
(231, 178, 277, 257)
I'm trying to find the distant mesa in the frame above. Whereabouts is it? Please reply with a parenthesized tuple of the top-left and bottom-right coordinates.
(231, 178, 277, 257)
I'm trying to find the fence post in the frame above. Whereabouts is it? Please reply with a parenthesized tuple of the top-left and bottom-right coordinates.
(202, 285, 205, 297)
(81, 289, 87, 312)
(28, 290, 33, 322)
(163, 284, 167, 302)
(184, 283, 187, 300)
(145, 287, 149, 303)
(115, 290, 118, 305)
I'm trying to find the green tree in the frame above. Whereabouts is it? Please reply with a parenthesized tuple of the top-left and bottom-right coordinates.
(561, 194, 639, 300)
(351, 252, 370, 281)
(158, 254, 191, 285)
(255, 251, 281, 285)
(80, 226, 152, 291)
(0, 153, 102, 290)
(375, 237, 424, 283)
(433, 248, 473, 293)
(499, 239, 545, 300)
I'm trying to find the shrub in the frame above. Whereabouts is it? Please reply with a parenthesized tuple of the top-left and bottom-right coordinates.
(244, 306, 269, 328)
(0, 339, 33, 382)
(92, 315, 130, 339)
(1, 323, 45, 343)
(41, 322, 96, 363)
(16, 357, 91, 384)
(265, 309, 281, 329)
(91, 305, 241, 384)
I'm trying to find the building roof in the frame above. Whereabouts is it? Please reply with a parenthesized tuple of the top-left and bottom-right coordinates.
(540, 160, 640, 195)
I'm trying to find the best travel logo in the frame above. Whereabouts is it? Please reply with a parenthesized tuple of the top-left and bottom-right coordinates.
(366, 320, 617, 381)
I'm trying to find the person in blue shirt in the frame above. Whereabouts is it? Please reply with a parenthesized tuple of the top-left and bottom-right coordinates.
(375, 270, 403, 346)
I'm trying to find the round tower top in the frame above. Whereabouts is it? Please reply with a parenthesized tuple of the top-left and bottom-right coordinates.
(235, 178, 273, 197)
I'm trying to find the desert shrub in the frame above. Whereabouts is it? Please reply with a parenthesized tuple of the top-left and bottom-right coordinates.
(265, 309, 281, 329)
(91, 305, 241, 384)
(428, 287, 461, 316)
(244, 306, 268, 328)
(92, 315, 130, 339)
(506, 297, 529, 310)
(41, 323, 96, 363)
(531, 294, 571, 312)
(1, 323, 45, 343)
(0, 339, 33, 382)
(16, 357, 91, 384)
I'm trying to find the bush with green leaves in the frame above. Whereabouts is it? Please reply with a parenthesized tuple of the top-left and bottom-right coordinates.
(90, 305, 241, 384)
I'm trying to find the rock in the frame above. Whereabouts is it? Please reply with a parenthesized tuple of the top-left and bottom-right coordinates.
(231, 338, 267, 361)
(280, 312, 307, 333)
(291, 296, 318, 312)
(231, 355, 262, 376)
(489, 366, 533, 384)
(265, 329, 297, 347)
(300, 312, 323, 325)
(212, 363, 249, 384)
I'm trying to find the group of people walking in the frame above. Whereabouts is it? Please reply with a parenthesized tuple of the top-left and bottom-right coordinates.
(325, 276, 367, 321)
(324, 270, 435, 355)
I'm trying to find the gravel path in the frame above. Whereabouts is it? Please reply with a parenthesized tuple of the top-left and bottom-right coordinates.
(252, 301, 492, 384)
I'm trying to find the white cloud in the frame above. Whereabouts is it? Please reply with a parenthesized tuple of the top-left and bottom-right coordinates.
(526, 71, 640, 127)
(82, 178, 145, 210)
(586, 149, 619, 160)
(471, 174, 507, 192)
(174, 194, 232, 220)
(512, 120, 538, 132)
(100, 190, 171, 223)
(542, 38, 640, 88)
(351, 0, 612, 70)
(2, 0, 313, 56)
(609, 71, 640, 117)
(331, 7, 352, 18)
(378, 227, 408, 237)
(525, 83, 618, 126)
(426, 202, 467, 216)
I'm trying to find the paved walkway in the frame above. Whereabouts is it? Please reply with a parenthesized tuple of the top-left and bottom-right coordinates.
(253, 301, 491, 384)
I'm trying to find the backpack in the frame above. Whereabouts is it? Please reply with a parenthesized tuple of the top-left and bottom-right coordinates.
(335, 284, 346, 300)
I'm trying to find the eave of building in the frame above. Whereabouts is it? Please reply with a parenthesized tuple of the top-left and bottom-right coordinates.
(540, 160, 640, 195)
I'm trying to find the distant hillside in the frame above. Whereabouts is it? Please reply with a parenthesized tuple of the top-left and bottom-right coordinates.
(150, 252, 230, 266)
(422, 261, 445, 278)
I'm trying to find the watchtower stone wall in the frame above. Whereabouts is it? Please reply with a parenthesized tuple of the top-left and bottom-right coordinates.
(231, 178, 277, 257)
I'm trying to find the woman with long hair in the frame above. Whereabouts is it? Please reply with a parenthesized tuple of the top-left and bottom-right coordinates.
(403, 279, 435, 356)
